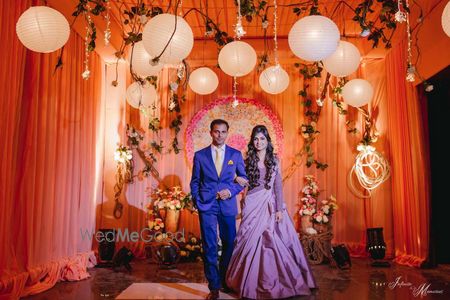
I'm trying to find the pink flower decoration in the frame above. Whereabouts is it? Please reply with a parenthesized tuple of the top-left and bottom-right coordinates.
(185, 97, 284, 164)
(227, 134, 248, 151)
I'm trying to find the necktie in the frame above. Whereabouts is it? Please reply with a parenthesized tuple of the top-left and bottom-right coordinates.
(215, 148, 223, 176)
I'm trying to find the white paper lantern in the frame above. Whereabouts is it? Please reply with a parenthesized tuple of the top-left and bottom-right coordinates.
(442, 1, 450, 37)
(323, 41, 361, 77)
(129, 42, 163, 77)
(342, 79, 374, 108)
(142, 13, 194, 64)
(189, 67, 219, 95)
(16, 6, 70, 53)
(218, 41, 257, 77)
(126, 82, 158, 109)
(259, 65, 290, 94)
(288, 15, 340, 62)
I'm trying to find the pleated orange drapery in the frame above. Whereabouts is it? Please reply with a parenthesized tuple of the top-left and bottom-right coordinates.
(120, 37, 430, 266)
(0, 1, 103, 298)
(384, 38, 430, 267)
(119, 40, 395, 260)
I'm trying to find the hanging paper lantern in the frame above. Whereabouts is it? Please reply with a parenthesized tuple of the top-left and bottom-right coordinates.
(126, 82, 158, 109)
(16, 6, 70, 53)
(442, 1, 450, 37)
(323, 41, 361, 77)
(342, 79, 374, 108)
(129, 42, 163, 77)
(259, 65, 290, 94)
(142, 13, 194, 64)
(189, 67, 219, 95)
(218, 41, 257, 77)
(288, 15, 340, 62)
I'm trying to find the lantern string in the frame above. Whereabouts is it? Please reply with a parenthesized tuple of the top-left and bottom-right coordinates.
(104, 0, 111, 46)
(273, 0, 279, 66)
(234, 0, 246, 39)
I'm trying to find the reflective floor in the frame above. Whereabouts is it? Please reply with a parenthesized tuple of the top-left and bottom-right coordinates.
(24, 258, 450, 299)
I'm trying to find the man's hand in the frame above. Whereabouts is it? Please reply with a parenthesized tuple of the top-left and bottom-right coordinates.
(217, 189, 231, 200)
(275, 211, 283, 223)
(235, 176, 249, 187)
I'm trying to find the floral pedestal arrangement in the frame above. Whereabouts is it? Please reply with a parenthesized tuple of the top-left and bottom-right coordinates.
(144, 186, 195, 264)
(147, 186, 191, 233)
(298, 175, 338, 264)
(165, 209, 180, 233)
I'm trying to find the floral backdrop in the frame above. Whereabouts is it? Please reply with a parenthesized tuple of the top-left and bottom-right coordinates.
(185, 97, 284, 163)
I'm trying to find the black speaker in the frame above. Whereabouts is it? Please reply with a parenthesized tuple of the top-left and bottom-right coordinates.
(157, 244, 179, 269)
(113, 246, 134, 272)
(98, 229, 116, 261)
(367, 227, 386, 260)
(331, 244, 351, 269)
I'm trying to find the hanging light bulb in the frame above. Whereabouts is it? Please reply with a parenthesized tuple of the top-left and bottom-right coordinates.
(350, 144, 391, 192)
(259, 0, 289, 94)
(406, 65, 416, 82)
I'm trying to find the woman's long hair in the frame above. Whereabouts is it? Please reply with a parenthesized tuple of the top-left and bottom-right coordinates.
(245, 125, 277, 190)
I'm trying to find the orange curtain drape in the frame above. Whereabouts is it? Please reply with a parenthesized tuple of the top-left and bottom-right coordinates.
(119, 40, 394, 260)
(120, 38, 430, 266)
(0, 1, 103, 298)
(384, 38, 430, 267)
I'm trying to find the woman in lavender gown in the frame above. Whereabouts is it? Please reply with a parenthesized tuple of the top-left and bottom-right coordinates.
(225, 125, 317, 299)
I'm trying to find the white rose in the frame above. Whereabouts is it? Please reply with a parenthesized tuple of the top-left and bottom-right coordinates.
(316, 215, 322, 222)
(323, 215, 329, 223)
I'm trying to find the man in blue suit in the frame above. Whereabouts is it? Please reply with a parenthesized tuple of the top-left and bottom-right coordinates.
(190, 119, 247, 300)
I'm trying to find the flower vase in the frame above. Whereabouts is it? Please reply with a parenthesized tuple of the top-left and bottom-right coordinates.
(165, 209, 180, 233)
(147, 219, 153, 229)
(159, 208, 166, 219)
(314, 222, 329, 234)
(300, 216, 313, 232)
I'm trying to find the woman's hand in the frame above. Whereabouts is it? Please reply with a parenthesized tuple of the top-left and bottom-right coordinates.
(275, 211, 283, 223)
(235, 176, 249, 187)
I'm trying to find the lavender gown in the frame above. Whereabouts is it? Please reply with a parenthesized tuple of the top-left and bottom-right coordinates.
(226, 163, 317, 299)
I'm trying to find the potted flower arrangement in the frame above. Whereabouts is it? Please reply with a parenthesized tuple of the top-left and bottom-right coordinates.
(298, 175, 319, 233)
(178, 233, 203, 262)
(147, 186, 192, 233)
(298, 175, 338, 234)
(312, 195, 338, 233)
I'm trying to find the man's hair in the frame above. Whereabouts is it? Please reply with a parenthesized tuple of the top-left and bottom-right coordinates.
(210, 119, 229, 131)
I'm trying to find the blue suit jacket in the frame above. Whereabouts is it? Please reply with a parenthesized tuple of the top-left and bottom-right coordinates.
(190, 145, 247, 216)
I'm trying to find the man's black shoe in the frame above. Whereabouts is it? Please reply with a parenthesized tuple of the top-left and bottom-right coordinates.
(206, 289, 219, 300)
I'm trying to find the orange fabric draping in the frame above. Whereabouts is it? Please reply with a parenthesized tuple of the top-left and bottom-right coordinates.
(97, 14, 431, 267)
(100, 38, 430, 267)
(384, 38, 430, 267)
(119, 40, 394, 259)
(0, 0, 103, 298)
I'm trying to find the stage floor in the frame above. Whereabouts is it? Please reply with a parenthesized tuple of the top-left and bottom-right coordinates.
(23, 258, 449, 299)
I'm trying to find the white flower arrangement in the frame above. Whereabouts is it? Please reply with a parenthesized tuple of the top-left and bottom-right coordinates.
(299, 175, 338, 225)
(114, 144, 132, 163)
